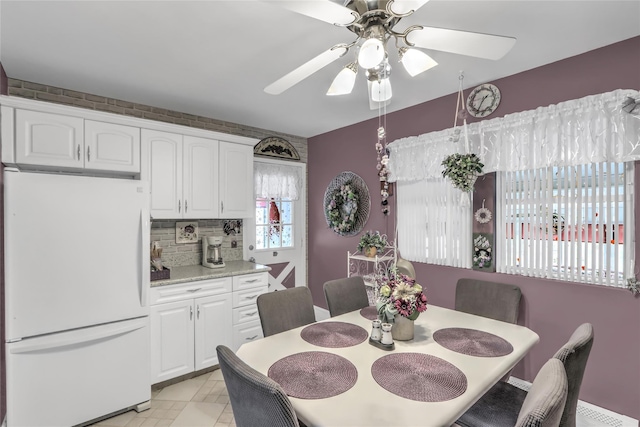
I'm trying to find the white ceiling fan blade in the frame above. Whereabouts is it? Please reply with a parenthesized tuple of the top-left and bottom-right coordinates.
(406, 26, 516, 60)
(262, 0, 357, 25)
(389, 0, 431, 16)
(265, 46, 348, 95)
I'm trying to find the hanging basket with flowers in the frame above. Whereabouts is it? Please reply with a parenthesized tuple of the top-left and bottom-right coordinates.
(441, 153, 484, 192)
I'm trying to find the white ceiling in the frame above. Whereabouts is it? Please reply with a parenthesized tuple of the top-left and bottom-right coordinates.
(1, 1, 639, 138)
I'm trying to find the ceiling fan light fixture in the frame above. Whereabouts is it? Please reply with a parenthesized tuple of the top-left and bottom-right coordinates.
(399, 47, 438, 77)
(358, 37, 385, 69)
(327, 62, 358, 96)
(371, 77, 392, 102)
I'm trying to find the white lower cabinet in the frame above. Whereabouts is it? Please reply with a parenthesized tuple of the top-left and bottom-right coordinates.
(150, 279, 232, 384)
(231, 272, 268, 351)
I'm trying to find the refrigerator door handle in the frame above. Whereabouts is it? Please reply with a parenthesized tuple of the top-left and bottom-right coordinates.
(140, 208, 150, 308)
(9, 321, 147, 354)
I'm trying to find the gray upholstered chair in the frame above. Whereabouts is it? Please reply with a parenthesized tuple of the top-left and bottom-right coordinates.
(323, 276, 370, 317)
(553, 323, 594, 427)
(455, 358, 568, 427)
(455, 278, 522, 324)
(216, 345, 300, 427)
(257, 287, 316, 337)
(395, 258, 416, 278)
(455, 323, 594, 427)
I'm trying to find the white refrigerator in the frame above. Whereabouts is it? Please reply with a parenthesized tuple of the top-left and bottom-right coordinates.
(4, 170, 151, 427)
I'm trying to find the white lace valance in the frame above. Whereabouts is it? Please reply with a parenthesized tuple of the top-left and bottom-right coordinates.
(388, 89, 640, 182)
(254, 161, 302, 200)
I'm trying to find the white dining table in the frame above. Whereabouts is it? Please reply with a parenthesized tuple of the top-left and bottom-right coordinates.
(236, 305, 539, 427)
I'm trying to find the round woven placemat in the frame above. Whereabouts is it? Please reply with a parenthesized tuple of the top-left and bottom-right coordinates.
(301, 321, 368, 348)
(268, 351, 358, 399)
(433, 328, 514, 357)
(360, 306, 379, 320)
(371, 353, 467, 402)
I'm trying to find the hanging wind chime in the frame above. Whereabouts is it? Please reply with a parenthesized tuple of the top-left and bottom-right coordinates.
(376, 91, 391, 215)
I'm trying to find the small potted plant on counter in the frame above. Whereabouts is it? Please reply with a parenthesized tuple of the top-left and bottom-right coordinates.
(357, 230, 388, 258)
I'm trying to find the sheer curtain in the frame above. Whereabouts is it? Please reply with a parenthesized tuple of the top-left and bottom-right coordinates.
(254, 161, 302, 200)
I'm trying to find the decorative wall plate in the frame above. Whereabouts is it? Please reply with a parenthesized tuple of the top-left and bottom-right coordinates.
(176, 221, 198, 243)
(254, 136, 300, 160)
(324, 171, 370, 236)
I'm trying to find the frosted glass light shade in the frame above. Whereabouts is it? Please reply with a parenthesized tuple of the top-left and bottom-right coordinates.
(326, 63, 357, 96)
(358, 38, 385, 69)
(400, 48, 438, 77)
(371, 78, 392, 102)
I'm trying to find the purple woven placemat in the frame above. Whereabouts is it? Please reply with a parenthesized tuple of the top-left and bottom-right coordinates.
(360, 306, 378, 320)
(268, 351, 358, 399)
(371, 353, 467, 402)
(433, 328, 514, 357)
(301, 321, 368, 348)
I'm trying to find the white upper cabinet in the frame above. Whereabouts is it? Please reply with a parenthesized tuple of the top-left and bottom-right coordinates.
(16, 109, 84, 169)
(144, 130, 219, 219)
(218, 142, 253, 218)
(84, 120, 140, 173)
(14, 110, 140, 173)
(183, 136, 219, 219)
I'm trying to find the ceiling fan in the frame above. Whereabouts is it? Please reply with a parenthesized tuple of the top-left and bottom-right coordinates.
(263, 0, 516, 108)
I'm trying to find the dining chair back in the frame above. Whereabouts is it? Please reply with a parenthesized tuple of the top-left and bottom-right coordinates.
(455, 323, 594, 427)
(552, 323, 594, 427)
(455, 278, 522, 324)
(395, 258, 416, 279)
(216, 345, 300, 427)
(323, 276, 370, 317)
(515, 358, 568, 427)
(257, 287, 316, 337)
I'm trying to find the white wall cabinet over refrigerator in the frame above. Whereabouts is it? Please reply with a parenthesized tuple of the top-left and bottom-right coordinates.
(150, 278, 233, 384)
(14, 109, 140, 173)
(143, 129, 219, 219)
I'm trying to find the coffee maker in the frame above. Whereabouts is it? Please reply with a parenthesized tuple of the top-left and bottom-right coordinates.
(202, 236, 225, 269)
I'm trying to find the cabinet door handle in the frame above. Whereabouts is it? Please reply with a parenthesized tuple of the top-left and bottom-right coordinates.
(87, 146, 91, 162)
(77, 144, 81, 160)
(246, 335, 258, 341)
(190, 306, 193, 320)
(185, 200, 188, 213)
(221, 201, 224, 213)
(178, 200, 181, 213)
(197, 305, 200, 319)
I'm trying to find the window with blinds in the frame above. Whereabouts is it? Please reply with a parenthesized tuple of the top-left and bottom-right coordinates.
(496, 162, 634, 287)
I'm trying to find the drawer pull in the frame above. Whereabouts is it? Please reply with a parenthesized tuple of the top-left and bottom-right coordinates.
(187, 288, 202, 293)
(244, 311, 257, 317)
(246, 335, 258, 341)
(244, 295, 258, 300)
(244, 279, 259, 283)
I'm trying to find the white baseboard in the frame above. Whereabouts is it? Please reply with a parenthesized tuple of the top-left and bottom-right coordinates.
(508, 377, 638, 427)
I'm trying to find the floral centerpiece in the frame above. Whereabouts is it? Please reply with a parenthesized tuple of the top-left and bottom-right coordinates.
(357, 230, 387, 257)
(441, 153, 484, 192)
(376, 271, 427, 340)
(326, 181, 359, 234)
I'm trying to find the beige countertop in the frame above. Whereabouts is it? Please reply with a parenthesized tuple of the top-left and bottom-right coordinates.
(150, 260, 270, 287)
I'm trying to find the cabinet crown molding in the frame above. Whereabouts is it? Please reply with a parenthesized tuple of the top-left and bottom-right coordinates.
(0, 95, 258, 146)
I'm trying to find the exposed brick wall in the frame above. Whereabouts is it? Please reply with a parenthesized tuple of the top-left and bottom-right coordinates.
(7, 78, 308, 163)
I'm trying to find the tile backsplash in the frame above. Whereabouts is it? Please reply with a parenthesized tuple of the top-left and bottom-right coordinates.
(150, 219, 243, 268)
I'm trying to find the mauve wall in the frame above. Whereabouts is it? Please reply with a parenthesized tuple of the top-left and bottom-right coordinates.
(308, 37, 640, 419)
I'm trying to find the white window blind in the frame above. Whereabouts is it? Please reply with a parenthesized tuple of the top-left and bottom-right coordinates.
(496, 162, 634, 287)
(397, 178, 472, 268)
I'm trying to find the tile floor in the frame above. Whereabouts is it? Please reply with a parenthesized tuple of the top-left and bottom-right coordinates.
(90, 370, 235, 427)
